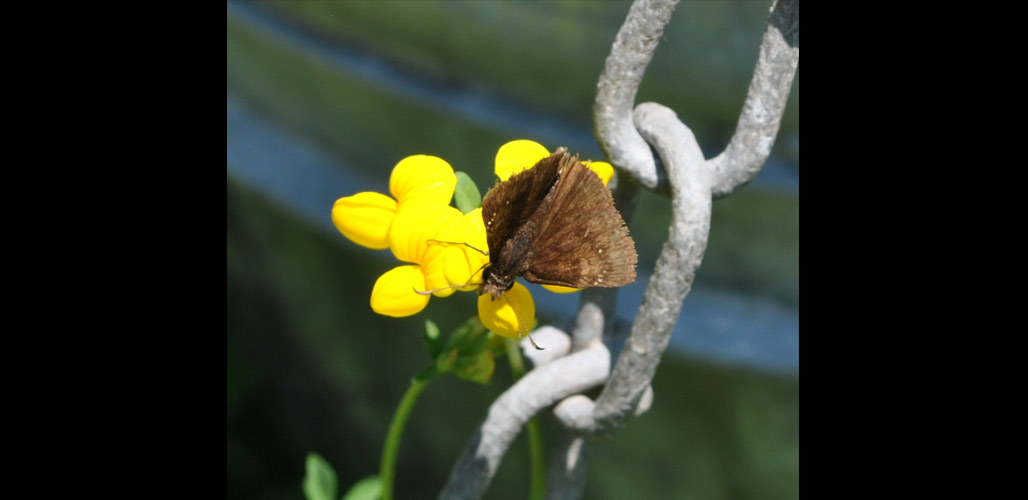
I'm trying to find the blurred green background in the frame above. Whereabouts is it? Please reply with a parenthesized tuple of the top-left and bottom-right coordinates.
(227, 1, 798, 499)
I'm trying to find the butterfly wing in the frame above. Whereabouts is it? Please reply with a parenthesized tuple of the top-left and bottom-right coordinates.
(481, 150, 562, 257)
(521, 154, 637, 288)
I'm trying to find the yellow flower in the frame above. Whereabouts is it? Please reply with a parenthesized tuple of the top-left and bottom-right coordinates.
(333, 155, 460, 315)
(334, 140, 617, 342)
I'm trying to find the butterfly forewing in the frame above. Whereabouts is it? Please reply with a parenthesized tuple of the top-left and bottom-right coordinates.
(482, 151, 562, 260)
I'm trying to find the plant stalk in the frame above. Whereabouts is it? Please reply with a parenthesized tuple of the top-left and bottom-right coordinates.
(380, 375, 432, 500)
(505, 338, 546, 500)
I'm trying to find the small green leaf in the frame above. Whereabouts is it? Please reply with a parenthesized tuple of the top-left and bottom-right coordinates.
(454, 350, 496, 384)
(302, 453, 337, 500)
(436, 348, 459, 373)
(453, 171, 482, 214)
(342, 475, 382, 500)
(463, 325, 492, 355)
(447, 317, 486, 350)
(423, 320, 442, 360)
(424, 320, 441, 341)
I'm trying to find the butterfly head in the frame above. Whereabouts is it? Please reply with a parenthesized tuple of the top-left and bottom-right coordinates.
(479, 265, 514, 300)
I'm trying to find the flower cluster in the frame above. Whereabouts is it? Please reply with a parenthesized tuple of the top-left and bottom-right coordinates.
(331, 140, 614, 339)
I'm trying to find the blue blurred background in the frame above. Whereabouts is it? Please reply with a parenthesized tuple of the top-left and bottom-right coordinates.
(227, 1, 798, 499)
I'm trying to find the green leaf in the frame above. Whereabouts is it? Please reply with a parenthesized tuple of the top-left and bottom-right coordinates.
(453, 350, 496, 384)
(342, 475, 382, 500)
(463, 324, 492, 354)
(435, 348, 459, 373)
(422, 319, 442, 360)
(302, 453, 337, 500)
(447, 317, 486, 350)
(453, 171, 482, 214)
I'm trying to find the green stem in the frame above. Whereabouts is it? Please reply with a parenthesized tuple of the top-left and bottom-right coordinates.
(504, 338, 546, 500)
(380, 375, 433, 500)
(504, 337, 527, 378)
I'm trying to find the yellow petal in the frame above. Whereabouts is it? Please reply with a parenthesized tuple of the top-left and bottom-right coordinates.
(583, 160, 614, 186)
(331, 192, 398, 249)
(389, 155, 457, 207)
(494, 140, 550, 181)
(542, 284, 581, 294)
(388, 202, 463, 265)
(434, 208, 489, 291)
(370, 265, 431, 317)
(478, 282, 536, 339)
(419, 210, 469, 297)
(420, 257, 457, 297)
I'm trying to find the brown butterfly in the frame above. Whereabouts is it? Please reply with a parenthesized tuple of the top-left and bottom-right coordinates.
(479, 147, 637, 301)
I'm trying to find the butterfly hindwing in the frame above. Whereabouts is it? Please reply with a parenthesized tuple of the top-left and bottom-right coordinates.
(521, 154, 637, 288)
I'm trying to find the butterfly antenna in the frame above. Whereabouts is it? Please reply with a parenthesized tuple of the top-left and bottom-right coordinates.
(503, 292, 543, 350)
(413, 283, 482, 295)
(526, 331, 542, 351)
(425, 239, 489, 256)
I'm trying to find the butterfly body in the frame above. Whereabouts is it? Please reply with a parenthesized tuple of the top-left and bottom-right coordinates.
(479, 218, 538, 299)
(478, 148, 637, 300)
